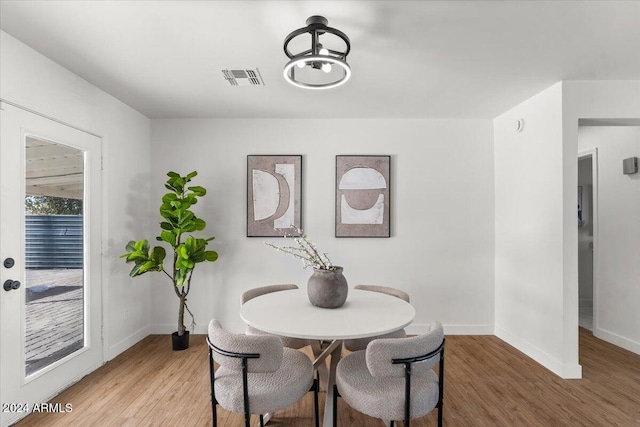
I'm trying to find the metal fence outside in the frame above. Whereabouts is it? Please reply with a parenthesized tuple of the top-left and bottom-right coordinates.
(25, 215, 83, 269)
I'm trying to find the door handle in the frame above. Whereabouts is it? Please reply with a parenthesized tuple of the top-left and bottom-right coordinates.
(3, 280, 21, 291)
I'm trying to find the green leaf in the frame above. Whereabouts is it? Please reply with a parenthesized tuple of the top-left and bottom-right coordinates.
(152, 246, 166, 264)
(129, 265, 142, 277)
(193, 218, 206, 231)
(175, 270, 187, 287)
(187, 185, 206, 196)
(134, 239, 148, 252)
(137, 261, 157, 274)
(191, 251, 206, 263)
(160, 221, 173, 230)
(182, 196, 196, 208)
(162, 193, 178, 203)
(159, 231, 176, 246)
(125, 241, 137, 253)
(167, 171, 180, 178)
(178, 245, 188, 259)
(185, 171, 198, 181)
(185, 236, 198, 251)
(205, 251, 218, 262)
(160, 208, 177, 219)
(182, 211, 195, 221)
(125, 253, 147, 262)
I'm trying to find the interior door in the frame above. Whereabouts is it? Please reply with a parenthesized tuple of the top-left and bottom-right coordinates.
(0, 102, 103, 426)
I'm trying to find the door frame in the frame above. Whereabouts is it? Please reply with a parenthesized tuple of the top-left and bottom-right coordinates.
(578, 148, 599, 336)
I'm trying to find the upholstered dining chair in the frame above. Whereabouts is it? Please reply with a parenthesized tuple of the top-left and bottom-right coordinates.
(343, 285, 411, 352)
(333, 321, 445, 427)
(241, 284, 311, 349)
(207, 319, 319, 427)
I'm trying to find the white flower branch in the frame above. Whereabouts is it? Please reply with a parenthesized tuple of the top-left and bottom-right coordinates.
(265, 225, 334, 270)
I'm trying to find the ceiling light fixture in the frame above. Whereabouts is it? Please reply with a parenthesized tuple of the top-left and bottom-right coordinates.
(283, 16, 351, 90)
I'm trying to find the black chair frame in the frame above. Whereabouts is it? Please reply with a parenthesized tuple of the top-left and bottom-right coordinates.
(333, 338, 445, 427)
(207, 337, 319, 427)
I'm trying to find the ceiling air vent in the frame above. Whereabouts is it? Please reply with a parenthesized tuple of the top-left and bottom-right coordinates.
(222, 68, 265, 86)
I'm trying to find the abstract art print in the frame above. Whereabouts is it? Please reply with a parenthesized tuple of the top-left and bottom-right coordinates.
(336, 155, 390, 237)
(247, 155, 302, 237)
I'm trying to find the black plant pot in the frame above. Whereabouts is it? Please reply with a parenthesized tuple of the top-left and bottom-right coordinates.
(172, 331, 190, 351)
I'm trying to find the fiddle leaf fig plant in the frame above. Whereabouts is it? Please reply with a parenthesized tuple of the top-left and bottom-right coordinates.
(121, 171, 218, 337)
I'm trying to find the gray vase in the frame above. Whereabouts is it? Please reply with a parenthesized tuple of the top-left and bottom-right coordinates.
(307, 266, 348, 309)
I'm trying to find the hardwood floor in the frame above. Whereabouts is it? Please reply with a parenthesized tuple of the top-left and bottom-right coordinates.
(16, 328, 640, 426)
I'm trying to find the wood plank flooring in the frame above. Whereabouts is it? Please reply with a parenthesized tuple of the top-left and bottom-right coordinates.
(16, 328, 640, 426)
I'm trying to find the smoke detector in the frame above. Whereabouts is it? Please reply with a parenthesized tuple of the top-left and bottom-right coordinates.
(222, 68, 265, 86)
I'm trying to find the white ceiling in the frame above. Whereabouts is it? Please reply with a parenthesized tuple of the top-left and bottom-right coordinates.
(1, 1, 639, 119)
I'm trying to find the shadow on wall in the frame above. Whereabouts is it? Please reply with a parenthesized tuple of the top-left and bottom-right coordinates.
(107, 172, 152, 274)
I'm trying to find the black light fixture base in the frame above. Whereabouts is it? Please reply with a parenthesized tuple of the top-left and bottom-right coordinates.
(306, 15, 328, 26)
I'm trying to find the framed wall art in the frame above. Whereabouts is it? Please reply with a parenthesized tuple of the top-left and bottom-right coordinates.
(247, 155, 302, 237)
(336, 155, 390, 237)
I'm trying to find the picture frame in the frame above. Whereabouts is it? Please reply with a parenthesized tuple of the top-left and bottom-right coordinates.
(336, 155, 390, 238)
(247, 155, 302, 237)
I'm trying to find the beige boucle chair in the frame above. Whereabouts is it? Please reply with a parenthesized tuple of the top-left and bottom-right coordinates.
(343, 285, 411, 352)
(334, 321, 445, 427)
(241, 284, 311, 350)
(207, 319, 319, 427)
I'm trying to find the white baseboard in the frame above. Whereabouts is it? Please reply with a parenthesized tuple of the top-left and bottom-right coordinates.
(152, 323, 493, 337)
(594, 327, 640, 356)
(107, 326, 150, 360)
(495, 325, 582, 379)
(406, 323, 494, 336)
(150, 323, 181, 334)
(150, 322, 247, 335)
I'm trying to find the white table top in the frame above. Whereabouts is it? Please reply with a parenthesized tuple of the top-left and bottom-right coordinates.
(239, 288, 415, 340)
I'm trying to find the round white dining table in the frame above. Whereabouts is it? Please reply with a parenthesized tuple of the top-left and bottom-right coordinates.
(239, 287, 416, 427)
(240, 287, 415, 340)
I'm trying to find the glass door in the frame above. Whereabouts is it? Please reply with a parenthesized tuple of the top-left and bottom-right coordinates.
(1, 102, 103, 426)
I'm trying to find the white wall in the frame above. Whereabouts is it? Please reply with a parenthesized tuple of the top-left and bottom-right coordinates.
(494, 80, 640, 378)
(0, 31, 152, 360)
(150, 119, 495, 335)
(493, 83, 573, 377)
(578, 126, 640, 353)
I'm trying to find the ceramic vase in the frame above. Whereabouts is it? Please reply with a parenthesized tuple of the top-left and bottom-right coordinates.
(307, 266, 348, 308)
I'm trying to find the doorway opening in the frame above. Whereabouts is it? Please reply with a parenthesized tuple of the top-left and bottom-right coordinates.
(577, 121, 640, 358)
(577, 152, 596, 333)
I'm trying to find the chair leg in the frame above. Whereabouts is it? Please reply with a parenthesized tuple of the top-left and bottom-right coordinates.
(333, 384, 340, 427)
(259, 414, 264, 427)
(209, 346, 218, 427)
(389, 421, 394, 427)
(438, 341, 445, 427)
(313, 377, 320, 427)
